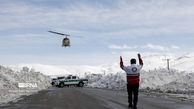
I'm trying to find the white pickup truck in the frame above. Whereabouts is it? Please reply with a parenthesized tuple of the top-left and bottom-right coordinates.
(55, 75, 88, 87)
(51, 76, 66, 86)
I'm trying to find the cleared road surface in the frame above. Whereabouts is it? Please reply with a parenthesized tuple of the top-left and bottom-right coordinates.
(1, 87, 194, 109)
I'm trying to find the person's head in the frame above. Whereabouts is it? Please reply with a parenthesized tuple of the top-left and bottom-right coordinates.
(130, 58, 136, 64)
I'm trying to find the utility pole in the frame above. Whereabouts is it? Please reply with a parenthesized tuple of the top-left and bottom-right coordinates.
(163, 59, 170, 70)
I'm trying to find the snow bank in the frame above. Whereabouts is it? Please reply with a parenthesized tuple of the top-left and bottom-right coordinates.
(85, 69, 194, 95)
(0, 66, 51, 104)
(5, 52, 194, 101)
(141, 69, 194, 93)
(85, 73, 126, 90)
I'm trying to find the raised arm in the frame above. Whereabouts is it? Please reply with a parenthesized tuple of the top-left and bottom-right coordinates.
(120, 56, 124, 69)
(138, 53, 143, 65)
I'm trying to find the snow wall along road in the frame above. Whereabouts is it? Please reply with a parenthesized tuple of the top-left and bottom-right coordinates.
(86, 68, 194, 102)
(0, 65, 51, 104)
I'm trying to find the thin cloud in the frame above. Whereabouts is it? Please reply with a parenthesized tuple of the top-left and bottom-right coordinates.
(0, 0, 192, 65)
(108, 44, 137, 49)
(143, 43, 168, 51)
(1, 0, 194, 36)
(171, 45, 180, 49)
(108, 43, 179, 51)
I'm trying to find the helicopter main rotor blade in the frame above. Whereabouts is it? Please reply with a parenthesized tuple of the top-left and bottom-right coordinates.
(48, 31, 70, 36)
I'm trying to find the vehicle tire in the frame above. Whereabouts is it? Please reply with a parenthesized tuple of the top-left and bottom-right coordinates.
(59, 82, 65, 88)
(51, 82, 55, 85)
(78, 82, 84, 87)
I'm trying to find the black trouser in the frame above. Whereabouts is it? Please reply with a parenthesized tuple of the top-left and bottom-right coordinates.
(127, 83, 139, 107)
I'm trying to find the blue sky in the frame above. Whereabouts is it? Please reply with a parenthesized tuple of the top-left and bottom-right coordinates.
(1, 0, 194, 65)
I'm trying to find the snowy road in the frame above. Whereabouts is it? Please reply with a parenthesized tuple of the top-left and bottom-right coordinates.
(1, 87, 194, 109)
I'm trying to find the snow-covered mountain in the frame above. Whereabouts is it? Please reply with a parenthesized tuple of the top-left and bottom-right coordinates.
(172, 53, 194, 72)
(7, 53, 194, 77)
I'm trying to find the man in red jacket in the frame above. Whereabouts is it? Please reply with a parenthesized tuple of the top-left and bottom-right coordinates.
(120, 54, 143, 109)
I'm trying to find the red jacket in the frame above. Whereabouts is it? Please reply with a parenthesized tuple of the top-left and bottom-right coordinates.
(120, 55, 143, 85)
(123, 64, 142, 84)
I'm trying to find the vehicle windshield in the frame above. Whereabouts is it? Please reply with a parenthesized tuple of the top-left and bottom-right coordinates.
(66, 76, 71, 79)
(57, 77, 65, 79)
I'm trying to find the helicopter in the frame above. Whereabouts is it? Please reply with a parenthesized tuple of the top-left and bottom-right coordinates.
(48, 31, 72, 47)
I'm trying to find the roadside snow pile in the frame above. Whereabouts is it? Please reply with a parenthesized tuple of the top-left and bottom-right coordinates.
(140, 69, 194, 94)
(86, 69, 194, 94)
(0, 65, 51, 104)
(85, 73, 126, 90)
